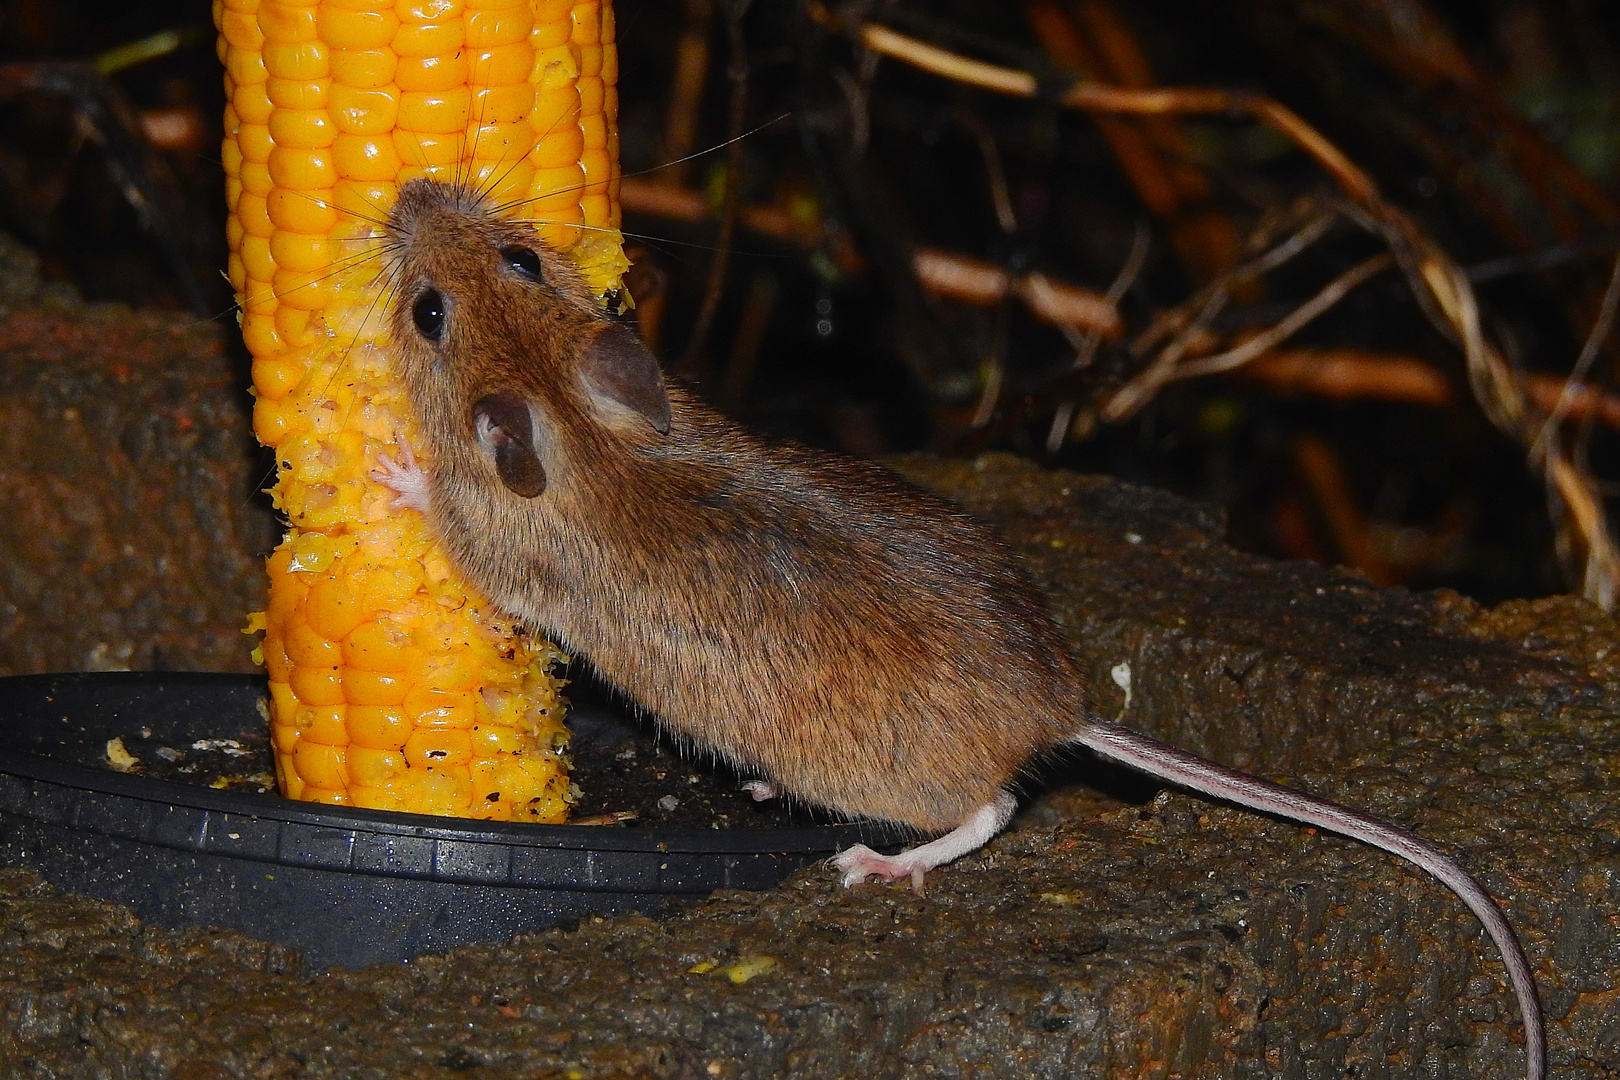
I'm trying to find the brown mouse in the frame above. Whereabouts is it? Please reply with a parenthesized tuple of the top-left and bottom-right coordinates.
(368, 177, 1543, 1079)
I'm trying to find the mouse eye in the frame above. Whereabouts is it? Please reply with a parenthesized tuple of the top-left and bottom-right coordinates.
(412, 288, 445, 340)
(501, 246, 544, 282)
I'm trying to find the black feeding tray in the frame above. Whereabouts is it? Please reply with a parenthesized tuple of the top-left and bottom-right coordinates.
(0, 671, 901, 969)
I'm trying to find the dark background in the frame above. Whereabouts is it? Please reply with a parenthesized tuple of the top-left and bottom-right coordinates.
(1, 0, 1616, 604)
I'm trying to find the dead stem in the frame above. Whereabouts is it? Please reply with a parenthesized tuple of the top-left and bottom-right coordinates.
(912, 249, 1120, 336)
(1293, 433, 1396, 586)
(1175, 253, 1393, 380)
(1128, 204, 1337, 362)
(1036, 0, 1241, 287)
(849, 15, 1620, 608)
(1533, 252, 1620, 463)
(1046, 222, 1150, 454)
(1242, 349, 1620, 431)
(657, 0, 714, 189)
(1104, 208, 1339, 423)
(678, 0, 752, 381)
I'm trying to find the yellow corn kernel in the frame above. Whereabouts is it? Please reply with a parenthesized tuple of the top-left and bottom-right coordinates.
(334, 134, 405, 178)
(393, 21, 465, 58)
(223, 0, 624, 821)
(266, 77, 329, 109)
(236, 83, 274, 123)
(396, 52, 469, 91)
(349, 746, 407, 785)
(257, 2, 318, 44)
(263, 41, 330, 81)
(472, 82, 533, 123)
(348, 705, 413, 749)
(331, 48, 397, 88)
(294, 740, 349, 791)
(399, 88, 471, 132)
(299, 705, 353, 746)
(332, 85, 400, 132)
(318, 7, 397, 48)
(268, 186, 338, 231)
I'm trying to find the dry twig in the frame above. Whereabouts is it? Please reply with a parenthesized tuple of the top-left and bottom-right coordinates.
(912, 248, 1120, 337)
(1102, 205, 1340, 423)
(618, 177, 1121, 338)
(1174, 253, 1393, 381)
(678, 0, 752, 381)
(842, 15, 1620, 608)
(1026, 0, 1241, 285)
(1045, 222, 1150, 453)
(1534, 253, 1620, 463)
(1241, 349, 1620, 431)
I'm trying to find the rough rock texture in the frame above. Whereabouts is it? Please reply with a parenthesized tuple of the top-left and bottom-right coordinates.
(898, 454, 1587, 773)
(0, 235, 272, 675)
(0, 302, 1615, 1075)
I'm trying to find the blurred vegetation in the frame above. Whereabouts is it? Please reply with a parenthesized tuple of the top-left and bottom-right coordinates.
(1, 0, 1617, 604)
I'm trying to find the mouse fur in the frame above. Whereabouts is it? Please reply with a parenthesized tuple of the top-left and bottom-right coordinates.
(379, 178, 1080, 831)
(369, 177, 1543, 1078)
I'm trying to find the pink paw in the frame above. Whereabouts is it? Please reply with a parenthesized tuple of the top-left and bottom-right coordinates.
(832, 843, 928, 893)
(741, 780, 782, 802)
(830, 794, 1014, 895)
(372, 436, 432, 514)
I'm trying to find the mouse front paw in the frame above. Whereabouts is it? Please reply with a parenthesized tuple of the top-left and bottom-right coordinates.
(741, 780, 782, 802)
(372, 437, 432, 514)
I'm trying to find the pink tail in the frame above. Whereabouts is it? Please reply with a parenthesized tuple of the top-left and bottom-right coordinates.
(1077, 720, 1544, 1080)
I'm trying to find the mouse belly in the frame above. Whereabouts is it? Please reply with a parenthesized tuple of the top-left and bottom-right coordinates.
(575, 634, 1059, 832)
(469, 489, 1082, 833)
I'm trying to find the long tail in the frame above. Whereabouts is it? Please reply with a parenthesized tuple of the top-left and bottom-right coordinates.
(1077, 720, 1545, 1080)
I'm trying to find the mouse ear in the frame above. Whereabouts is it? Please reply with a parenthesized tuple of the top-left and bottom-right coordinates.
(473, 391, 547, 498)
(579, 322, 671, 435)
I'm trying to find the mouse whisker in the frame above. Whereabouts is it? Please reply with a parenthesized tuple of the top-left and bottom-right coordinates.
(332, 187, 396, 231)
(492, 112, 795, 223)
(300, 243, 404, 431)
(507, 216, 742, 260)
(479, 149, 544, 216)
(283, 186, 388, 233)
(251, 240, 398, 319)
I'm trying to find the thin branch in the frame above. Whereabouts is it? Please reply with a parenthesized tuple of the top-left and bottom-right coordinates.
(1533, 251, 1620, 462)
(1174, 253, 1392, 380)
(1128, 204, 1337, 361)
(1045, 222, 1150, 454)
(1103, 209, 1340, 423)
(679, 0, 752, 381)
(1241, 349, 1620, 429)
(912, 248, 1120, 335)
(841, 14, 1619, 610)
(853, 21, 1378, 202)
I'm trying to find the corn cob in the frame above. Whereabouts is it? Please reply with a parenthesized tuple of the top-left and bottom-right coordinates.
(216, 0, 628, 820)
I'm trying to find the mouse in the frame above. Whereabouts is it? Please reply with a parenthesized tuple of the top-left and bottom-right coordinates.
(365, 176, 1544, 1079)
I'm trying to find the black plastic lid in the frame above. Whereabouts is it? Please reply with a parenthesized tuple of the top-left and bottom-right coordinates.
(0, 671, 904, 968)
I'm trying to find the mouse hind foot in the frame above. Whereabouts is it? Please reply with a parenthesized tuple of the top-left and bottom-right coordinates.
(834, 791, 1017, 892)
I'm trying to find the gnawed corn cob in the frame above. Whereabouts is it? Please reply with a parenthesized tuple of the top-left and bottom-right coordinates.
(217, 0, 628, 820)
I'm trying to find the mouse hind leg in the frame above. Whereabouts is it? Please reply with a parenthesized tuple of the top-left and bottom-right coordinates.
(834, 791, 1017, 892)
